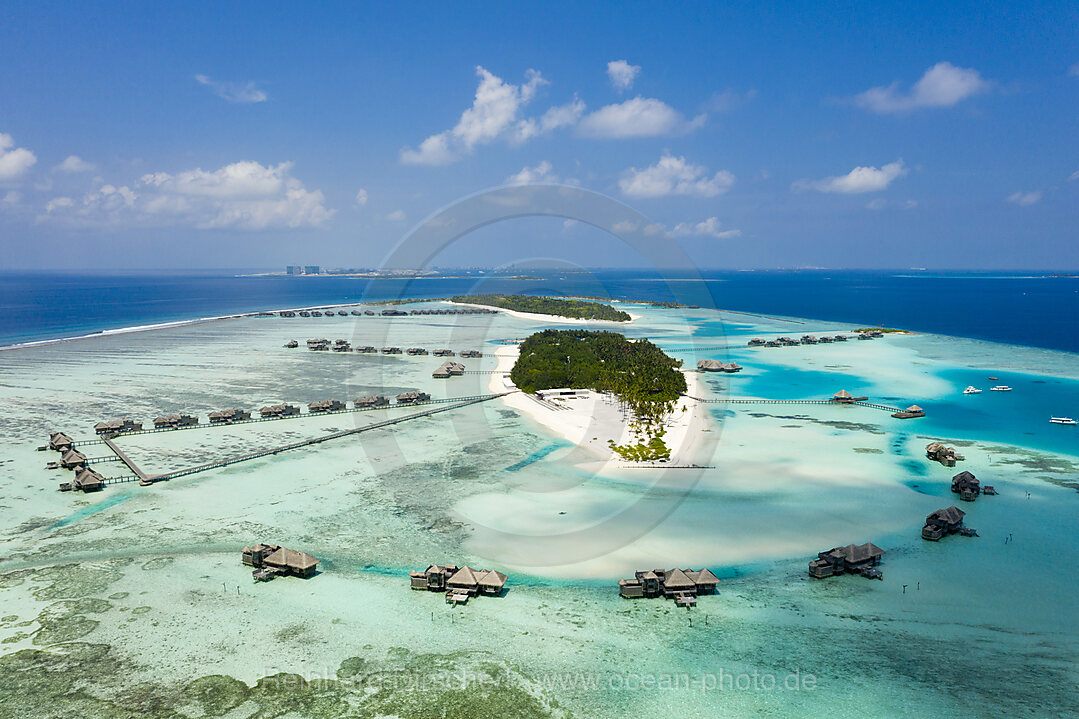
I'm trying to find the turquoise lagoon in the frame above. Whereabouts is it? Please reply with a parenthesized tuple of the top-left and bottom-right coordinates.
(0, 303, 1076, 717)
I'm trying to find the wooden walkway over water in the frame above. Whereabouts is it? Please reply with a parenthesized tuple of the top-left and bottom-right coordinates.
(70, 393, 507, 447)
(93, 393, 509, 487)
(682, 395, 904, 413)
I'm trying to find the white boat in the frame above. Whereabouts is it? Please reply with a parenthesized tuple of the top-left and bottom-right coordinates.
(990, 385, 1013, 392)
(1050, 417, 1077, 425)
(963, 386, 982, 394)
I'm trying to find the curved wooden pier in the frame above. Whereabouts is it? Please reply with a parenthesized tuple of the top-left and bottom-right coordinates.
(683, 395, 905, 413)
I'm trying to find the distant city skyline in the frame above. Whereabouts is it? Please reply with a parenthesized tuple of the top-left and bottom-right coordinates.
(1, 2, 1076, 270)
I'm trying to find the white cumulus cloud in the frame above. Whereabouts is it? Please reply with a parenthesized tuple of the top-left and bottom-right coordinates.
(792, 160, 908, 194)
(56, 155, 95, 173)
(195, 74, 268, 103)
(578, 97, 706, 138)
(42, 160, 332, 229)
(355, 188, 368, 206)
(854, 62, 990, 113)
(619, 153, 734, 198)
(0, 133, 37, 181)
(400, 66, 549, 165)
(506, 161, 558, 185)
(607, 60, 641, 91)
(1007, 190, 1041, 206)
(670, 217, 741, 238)
(386, 209, 406, 221)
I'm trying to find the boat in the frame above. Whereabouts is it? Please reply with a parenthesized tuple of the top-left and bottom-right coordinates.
(990, 385, 1012, 392)
(988, 376, 998, 380)
(1050, 417, 1077, 425)
(963, 386, 982, 394)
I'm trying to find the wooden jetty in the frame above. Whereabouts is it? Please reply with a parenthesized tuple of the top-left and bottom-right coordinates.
(131, 394, 507, 487)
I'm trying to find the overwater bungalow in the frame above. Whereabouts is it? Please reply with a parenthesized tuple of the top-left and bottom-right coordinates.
(922, 506, 968, 541)
(800, 335, 819, 344)
(364, 310, 375, 316)
(460, 350, 482, 358)
(351, 310, 363, 316)
(618, 568, 720, 603)
(299, 311, 311, 317)
(355, 394, 390, 408)
(406, 347, 429, 355)
(48, 431, 74, 451)
(925, 442, 964, 467)
(433, 361, 466, 378)
(831, 390, 855, 403)
(354, 345, 377, 353)
(242, 543, 319, 580)
(891, 404, 926, 419)
(396, 390, 431, 405)
(409, 564, 508, 597)
(765, 340, 781, 347)
(208, 408, 252, 424)
(311, 311, 323, 317)
(951, 471, 983, 501)
(432, 348, 456, 357)
(153, 413, 199, 429)
(818, 335, 834, 343)
(307, 338, 330, 350)
(381, 346, 402, 354)
(93, 417, 142, 435)
(857, 333, 873, 340)
(808, 542, 884, 579)
(747, 338, 766, 346)
(308, 399, 346, 413)
(697, 360, 743, 373)
(284, 340, 299, 348)
(72, 467, 105, 492)
(60, 449, 87, 470)
(833, 334, 849, 341)
(381, 309, 408, 316)
(280, 311, 296, 318)
(331, 342, 351, 352)
(259, 403, 300, 418)
(337, 310, 349, 316)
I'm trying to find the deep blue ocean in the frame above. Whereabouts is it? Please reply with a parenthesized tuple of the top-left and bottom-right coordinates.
(0, 270, 1076, 354)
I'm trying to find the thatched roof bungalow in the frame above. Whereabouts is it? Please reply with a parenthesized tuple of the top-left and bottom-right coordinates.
(72, 467, 105, 492)
(308, 399, 346, 413)
(925, 442, 963, 467)
(809, 542, 885, 579)
(355, 395, 389, 408)
(951, 471, 981, 501)
(396, 391, 431, 405)
(60, 449, 88, 469)
(48, 431, 74, 451)
(922, 506, 966, 541)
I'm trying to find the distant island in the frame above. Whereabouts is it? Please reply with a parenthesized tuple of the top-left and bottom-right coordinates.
(510, 329, 686, 461)
(452, 294, 631, 322)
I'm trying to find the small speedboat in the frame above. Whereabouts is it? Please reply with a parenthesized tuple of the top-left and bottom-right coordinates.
(963, 386, 982, 394)
(988, 376, 998, 380)
(990, 385, 1013, 392)
(1050, 417, 1077, 425)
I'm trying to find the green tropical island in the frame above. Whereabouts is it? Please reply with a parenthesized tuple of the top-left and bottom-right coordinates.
(510, 329, 686, 461)
(452, 294, 631, 322)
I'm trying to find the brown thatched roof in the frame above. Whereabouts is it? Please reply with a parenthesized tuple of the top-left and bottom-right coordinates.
(476, 570, 508, 588)
(833, 389, 853, 399)
(663, 568, 695, 589)
(264, 547, 319, 571)
(834, 542, 885, 563)
(929, 506, 965, 524)
(448, 566, 479, 587)
(685, 568, 720, 586)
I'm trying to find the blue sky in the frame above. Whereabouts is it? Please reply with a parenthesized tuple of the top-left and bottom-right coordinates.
(1, 1, 1076, 270)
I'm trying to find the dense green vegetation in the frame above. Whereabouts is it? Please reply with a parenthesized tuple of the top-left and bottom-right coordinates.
(854, 327, 911, 334)
(451, 294, 631, 321)
(511, 329, 685, 418)
(511, 329, 685, 462)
